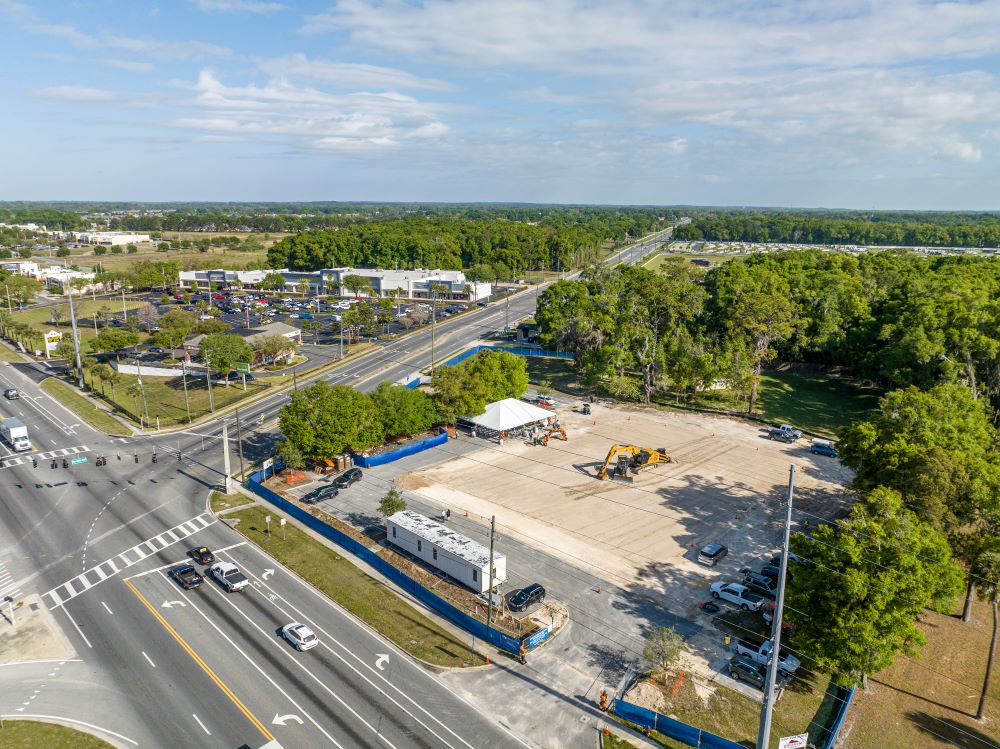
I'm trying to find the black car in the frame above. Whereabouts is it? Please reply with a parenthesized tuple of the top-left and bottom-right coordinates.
(743, 571, 778, 597)
(334, 467, 363, 489)
(3, 389, 18, 400)
(508, 583, 546, 612)
(169, 564, 204, 590)
(302, 484, 339, 504)
(188, 546, 216, 565)
(226, 370, 255, 382)
(727, 655, 768, 689)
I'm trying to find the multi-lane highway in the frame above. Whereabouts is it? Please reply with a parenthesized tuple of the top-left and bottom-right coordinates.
(0, 228, 672, 748)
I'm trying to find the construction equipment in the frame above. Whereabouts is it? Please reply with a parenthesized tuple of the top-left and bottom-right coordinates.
(534, 426, 568, 446)
(597, 444, 672, 482)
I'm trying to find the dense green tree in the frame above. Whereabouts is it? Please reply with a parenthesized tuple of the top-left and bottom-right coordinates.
(377, 486, 407, 518)
(89, 328, 139, 360)
(199, 333, 252, 379)
(787, 487, 964, 687)
(259, 272, 286, 290)
(279, 382, 383, 457)
(368, 381, 439, 437)
(464, 350, 529, 402)
(275, 439, 305, 471)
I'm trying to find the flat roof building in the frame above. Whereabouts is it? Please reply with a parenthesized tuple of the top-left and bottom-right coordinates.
(386, 510, 506, 594)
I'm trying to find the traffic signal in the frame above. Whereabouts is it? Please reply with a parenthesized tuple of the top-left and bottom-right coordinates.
(50, 460, 56, 469)
(62, 458, 68, 468)
(32, 457, 37, 468)
(152, 453, 157, 463)
(134, 453, 138, 464)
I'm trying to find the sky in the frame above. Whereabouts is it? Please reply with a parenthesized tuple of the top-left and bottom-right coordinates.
(2, 0, 1000, 209)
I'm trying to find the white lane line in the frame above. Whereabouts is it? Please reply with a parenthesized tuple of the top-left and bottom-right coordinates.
(141, 651, 156, 668)
(192, 713, 211, 736)
(163, 573, 343, 748)
(235, 560, 474, 749)
(58, 607, 91, 649)
(202, 582, 398, 749)
(232, 542, 534, 749)
(125, 542, 247, 580)
(1, 714, 137, 746)
(101, 601, 113, 616)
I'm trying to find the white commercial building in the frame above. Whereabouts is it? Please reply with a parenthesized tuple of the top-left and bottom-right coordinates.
(39, 267, 104, 294)
(75, 231, 151, 246)
(386, 510, 506, 594)
(0, 261, 40, 276)
(178, 267, 491, 301)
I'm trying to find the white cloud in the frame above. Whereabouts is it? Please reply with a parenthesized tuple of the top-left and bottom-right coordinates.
(192, 0, 286, 13)
(0, 0, 95, 47)
(103, 35, 231, 60)
(105, 59, 155, 73)
(169, 69, 451, 151)
(35, 85, 116, 102)
(511, 86, 583, 104)
(256, 53, 455, 91)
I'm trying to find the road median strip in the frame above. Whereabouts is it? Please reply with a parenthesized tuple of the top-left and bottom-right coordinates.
(39, 378, 132, 437)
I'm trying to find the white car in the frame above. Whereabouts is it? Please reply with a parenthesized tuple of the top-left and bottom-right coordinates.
(709, 582, 765, 611)
(281, 622, 319, 651)
(537, 395, 556, 406)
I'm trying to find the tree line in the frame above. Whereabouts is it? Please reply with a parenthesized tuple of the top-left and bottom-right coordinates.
(674, 210, 1000, 248)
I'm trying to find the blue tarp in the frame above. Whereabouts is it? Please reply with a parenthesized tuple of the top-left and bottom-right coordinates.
(614, 698, 744, 749)
(244, 471, 523, 655)
(352, 428, 448, 468)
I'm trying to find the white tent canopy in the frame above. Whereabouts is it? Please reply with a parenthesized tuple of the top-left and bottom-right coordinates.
(467, 398, 553, 432)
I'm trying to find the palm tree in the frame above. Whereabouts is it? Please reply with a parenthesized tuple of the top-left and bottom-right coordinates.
(125, 382, 143, 419)
(82, 356, 97, 389)
(976, 552, 1000, 720)
(105, 368, 121, 400)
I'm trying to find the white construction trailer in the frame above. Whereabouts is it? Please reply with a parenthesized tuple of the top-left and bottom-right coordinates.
(386, 510, 506, 594)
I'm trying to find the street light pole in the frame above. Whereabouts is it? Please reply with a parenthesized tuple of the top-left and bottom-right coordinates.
(205, 353, 215, 413)
(181, 361, 192, 424)
(65, 282, 85, 389)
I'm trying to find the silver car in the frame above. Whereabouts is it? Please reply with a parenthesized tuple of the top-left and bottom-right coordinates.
(281, 622, 319, 651)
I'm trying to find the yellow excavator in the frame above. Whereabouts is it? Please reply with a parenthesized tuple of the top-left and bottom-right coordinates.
(597, 444, 672, 482)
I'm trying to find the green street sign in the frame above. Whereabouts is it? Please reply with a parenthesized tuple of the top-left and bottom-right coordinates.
(236, 362, 251, 373)
(71, 456, 88, 465)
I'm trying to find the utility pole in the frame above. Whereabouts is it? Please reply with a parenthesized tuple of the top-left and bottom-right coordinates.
(486, 515, 496, 630)
(205, 353, 215, 413)
(135, 355, 150, 425)
(756, 464, 795, 749)
(120, 288, 127, 320)
(235, 408, 245, 482)
(221, 422, 232, 494)
(505, 290, 510, 330)
(181, 361, 191, 424)
(65, 282, 85, 389)
(4, 284, 10, 313)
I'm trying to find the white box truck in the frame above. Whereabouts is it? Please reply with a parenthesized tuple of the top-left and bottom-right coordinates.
(0, 417, 30, 452)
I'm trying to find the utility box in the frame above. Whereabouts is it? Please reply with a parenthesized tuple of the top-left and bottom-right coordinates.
(386, 510, 506, 594)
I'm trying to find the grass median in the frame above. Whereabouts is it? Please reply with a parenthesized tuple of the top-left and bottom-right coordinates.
(0, 720, 116, 749)
(40, 378, 130, 436)
(225, 505, 485, 668)
(210, 490, 255, 513)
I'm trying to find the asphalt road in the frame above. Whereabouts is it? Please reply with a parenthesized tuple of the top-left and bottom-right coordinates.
(0, 229, 672, 748)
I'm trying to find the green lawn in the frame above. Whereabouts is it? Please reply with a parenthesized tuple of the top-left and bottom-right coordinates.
(210, 490, 255, 513)
(756, 371, 881, 437)
(0, 720, 115, 749)
(40, 378, 131, 436)
(602, 730, 648, 749)
(11, 298, 145, 339)
(89, 371, 271, 427)
(0, 343, 25, 362)
(225, 506, 485, 668)
(642, 252, 732, 271)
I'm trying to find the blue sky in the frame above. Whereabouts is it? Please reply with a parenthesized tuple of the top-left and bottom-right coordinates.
(2, 0, 999, 208)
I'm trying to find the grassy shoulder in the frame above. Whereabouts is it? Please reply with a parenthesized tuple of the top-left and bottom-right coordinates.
(843, 598, 1000, 749)
(0, 720, 116, 749)
(0, 344, 26, 362)
(225, 506, 485, 668)
(12, 299, 145, 343)
(210, 491, 255, 513)
(40, 378, 131, 436)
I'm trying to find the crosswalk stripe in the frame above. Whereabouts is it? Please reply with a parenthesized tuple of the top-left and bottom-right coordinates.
(42, 513, 216, 609)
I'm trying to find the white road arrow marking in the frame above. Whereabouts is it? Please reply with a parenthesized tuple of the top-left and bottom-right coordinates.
(261, 569, 275, 580)
(161, 600, 186, 609)
(272, 713, 303, 726)
(375, 653, 389, 671)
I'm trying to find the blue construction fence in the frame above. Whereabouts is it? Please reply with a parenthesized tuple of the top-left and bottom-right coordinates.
(352, 428, 448, 468)
(614, 700, 744, 749)
(443, 345, 575, 368)
(244, 466, 524, 655)
(819, 685, 856, 749)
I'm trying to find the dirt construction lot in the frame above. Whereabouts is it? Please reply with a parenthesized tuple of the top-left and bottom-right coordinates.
(399, 400, 854, 613)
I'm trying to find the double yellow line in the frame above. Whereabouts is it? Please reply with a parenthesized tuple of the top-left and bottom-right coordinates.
(124, 578, 274, 741)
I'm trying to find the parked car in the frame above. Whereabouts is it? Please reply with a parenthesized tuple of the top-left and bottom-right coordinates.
(727, 655, 769, 689)
(508, 583, 546, 612)
(709, 582, 765, 611)
(3, 389, 19, 400)
(810, 438, 839, 457)
(536, 395, 556, 406)
(743, 571, 778, 597)
(333, 467, 363, 489)
(302, 484, 339, 504)
(226, 371, 254, 382)
(768, 552, 804, 568)
(767, 426, 797, 443)
(280, 622, 319, 651)
(697, 543, 729, 567)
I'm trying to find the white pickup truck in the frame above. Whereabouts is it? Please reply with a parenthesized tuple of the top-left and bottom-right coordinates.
(208, 562, 249, 592)
(709, 582, 766, 611)
(732, 638, 801, 677)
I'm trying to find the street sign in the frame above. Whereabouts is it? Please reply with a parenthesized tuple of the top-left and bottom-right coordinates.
(778, 734, 809, 749)
(236, 362, 251, 373)
(262, 458, 274, 471)
(70, 456, 88, 465)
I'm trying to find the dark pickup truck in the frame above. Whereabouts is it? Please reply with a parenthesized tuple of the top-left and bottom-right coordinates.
(169, 564, 204, 590)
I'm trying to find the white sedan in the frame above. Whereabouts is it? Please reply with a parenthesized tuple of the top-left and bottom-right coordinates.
(281, 622, 319, 651)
